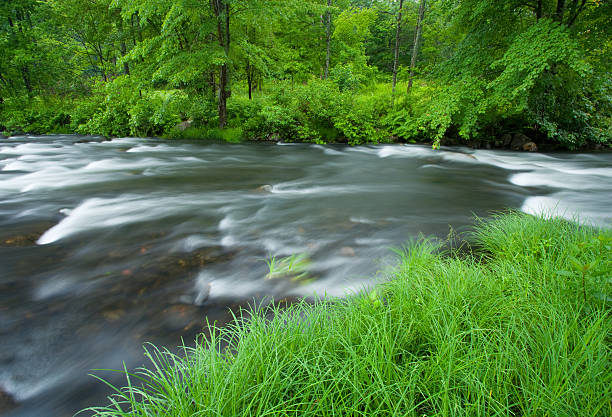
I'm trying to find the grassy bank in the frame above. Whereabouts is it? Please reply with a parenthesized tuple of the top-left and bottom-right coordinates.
(85, 212, 611, 417)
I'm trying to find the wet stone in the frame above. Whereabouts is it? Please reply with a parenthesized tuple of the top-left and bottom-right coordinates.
(340, 246, 356, 257)
(1, 232, 43, 247)
(0, 221, 56, 248)
(102, 309, 125, 322)
(160, 304, 204, 330)
(253, 184, 273, 193)
(0, 388, 16, 413)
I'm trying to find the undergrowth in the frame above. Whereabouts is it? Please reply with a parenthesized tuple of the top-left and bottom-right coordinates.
(82, 211, 612, 417)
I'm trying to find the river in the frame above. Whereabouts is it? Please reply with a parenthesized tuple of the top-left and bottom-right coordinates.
(0, 135, 610, 416)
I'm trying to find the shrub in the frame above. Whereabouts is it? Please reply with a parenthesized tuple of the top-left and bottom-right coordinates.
(0, 97, 73, 134)
(72, 77, 184, 137)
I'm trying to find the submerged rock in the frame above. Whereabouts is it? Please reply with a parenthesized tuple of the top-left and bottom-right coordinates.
(340, 246, 356, 257)
(102, 309, 125, 322)
(1, 233, 41, 247)
(254, 184, 273, 193)
(0, 223, 54, 247)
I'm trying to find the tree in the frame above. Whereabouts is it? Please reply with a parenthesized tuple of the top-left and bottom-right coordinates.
(0, 0, 71, 99)
(391, 0, 403, 99)
(325, 0, 333, 78)
(407, 0, 426, 90)
(396, 0, 610, 147)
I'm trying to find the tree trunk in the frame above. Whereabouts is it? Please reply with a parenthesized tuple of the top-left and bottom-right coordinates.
(210, 71, 216, 98)
(536, 0, 543, 20)
(218, 64, 228, 128)
(246, 61, 253, 100)
(21, 66, 32, 97)
(212, 0, 231, 128)
(324, 0, 332, 79)
(407, 0, 426, 91)
(117, 18, 130, 75)
(555, 0, 567, 23)
(392, 0, 404, 103)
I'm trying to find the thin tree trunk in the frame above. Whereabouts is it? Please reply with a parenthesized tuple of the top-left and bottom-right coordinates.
(130, 14, 137, 47)
(218, 64, 228, 128)
(95, 42, 108, 82)
(536, 0, 543, 19)
(21, 66, 32, 97)
(407, 0, 426, 91)
(392, 0, 404, 103)
(247, 62, 253, 100)
(117, 18, 130, 75)
(210, 71, 216, 98)
(555, 0, 567, 23)
(324, 0, 332, 79)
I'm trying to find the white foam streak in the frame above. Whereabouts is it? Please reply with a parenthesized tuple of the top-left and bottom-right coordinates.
(377, 145, 431, 158)
(37, 194, 237, 244)
(270, 182, 373, 196)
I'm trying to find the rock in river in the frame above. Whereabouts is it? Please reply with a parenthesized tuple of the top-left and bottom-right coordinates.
(0, 388, 16, 413)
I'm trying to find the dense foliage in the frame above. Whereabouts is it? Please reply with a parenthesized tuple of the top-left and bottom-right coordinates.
(86, 212, 612, 416)
(1, 0, 610, 148)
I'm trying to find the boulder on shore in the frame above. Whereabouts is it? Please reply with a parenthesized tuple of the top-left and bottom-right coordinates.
(522, 141, 538, 152)
(501, 133, 513, 147)
(510, 133, 531, 150)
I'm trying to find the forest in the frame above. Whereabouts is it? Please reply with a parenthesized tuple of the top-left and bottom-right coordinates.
(1, 0, 611, 149)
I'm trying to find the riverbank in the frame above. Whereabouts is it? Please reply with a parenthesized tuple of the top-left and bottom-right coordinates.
(2, 80, 610, 152)
(4, 130, 611, 154)
(84, 211, 611, 416)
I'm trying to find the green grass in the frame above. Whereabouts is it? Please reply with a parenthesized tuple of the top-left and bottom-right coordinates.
(265, 253, 313, 282)
(82, 211, 612, 417)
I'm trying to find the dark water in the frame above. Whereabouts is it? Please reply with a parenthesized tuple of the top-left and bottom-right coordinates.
(0, 135, 610, 416)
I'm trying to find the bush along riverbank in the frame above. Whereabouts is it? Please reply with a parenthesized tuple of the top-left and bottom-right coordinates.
(83, 212, 612, 417)
(2, 80, 610, 152)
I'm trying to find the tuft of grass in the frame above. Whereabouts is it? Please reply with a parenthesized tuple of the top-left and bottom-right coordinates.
(83, 212, 612, 417)
(265, 253, 312, 281)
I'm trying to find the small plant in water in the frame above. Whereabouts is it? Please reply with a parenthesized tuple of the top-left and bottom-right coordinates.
(265, 253, 312, 281)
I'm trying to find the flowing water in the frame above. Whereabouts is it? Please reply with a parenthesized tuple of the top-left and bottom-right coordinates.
(0, 135, 610, 416)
